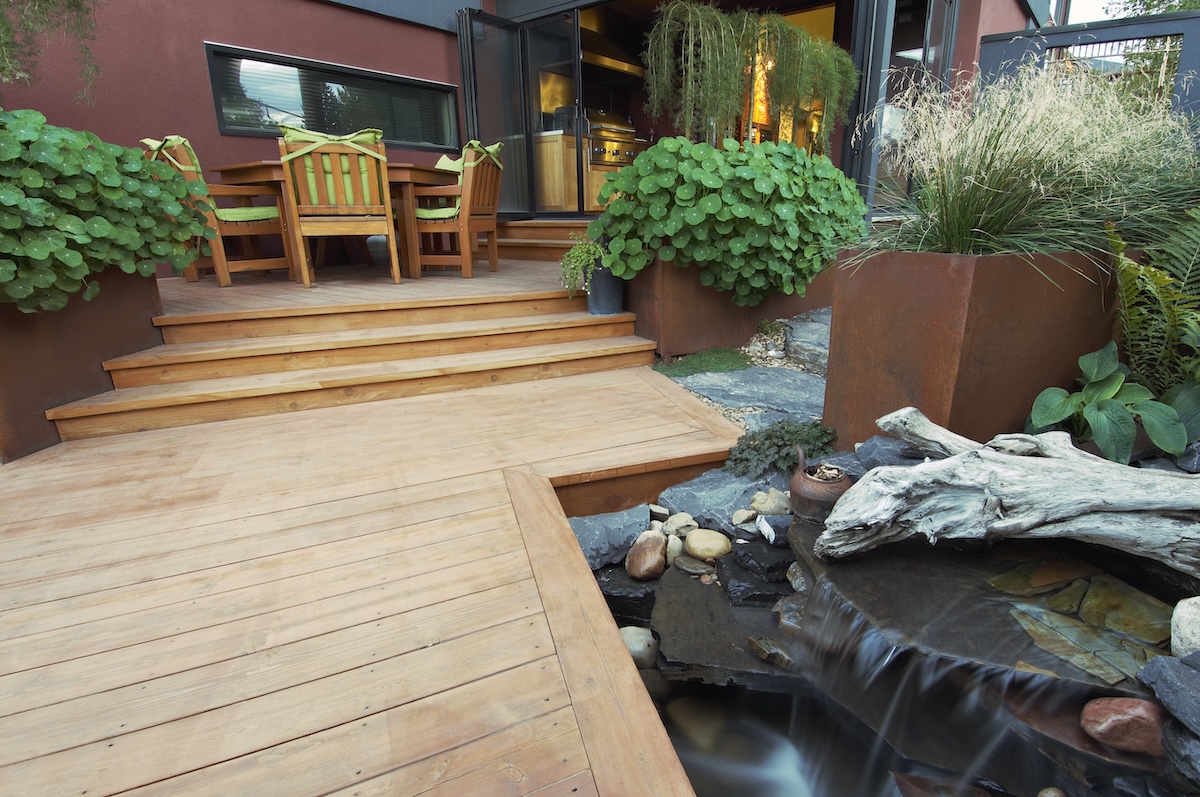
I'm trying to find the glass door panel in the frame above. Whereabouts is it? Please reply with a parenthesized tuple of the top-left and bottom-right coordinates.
(526, 14, 584, 213)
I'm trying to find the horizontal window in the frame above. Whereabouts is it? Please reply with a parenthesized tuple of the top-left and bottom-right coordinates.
(206, 43, 459, 151)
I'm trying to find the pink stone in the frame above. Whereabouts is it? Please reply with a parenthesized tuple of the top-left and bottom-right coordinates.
(1079, 697, 1167, 758)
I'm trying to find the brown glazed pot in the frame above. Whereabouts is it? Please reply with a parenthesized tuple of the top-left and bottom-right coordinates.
(789, 446, 852, 523)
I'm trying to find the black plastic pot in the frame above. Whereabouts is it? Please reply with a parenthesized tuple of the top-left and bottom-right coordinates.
(587, 267, 624, 315)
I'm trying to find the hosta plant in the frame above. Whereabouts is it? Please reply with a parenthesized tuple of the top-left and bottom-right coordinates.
(588, 136, 866, 307)
(1029, 341, 1191, 464)
(0, 108, 213, 312)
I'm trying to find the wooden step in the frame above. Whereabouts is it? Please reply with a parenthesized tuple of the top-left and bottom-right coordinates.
(498, 239, 574, 262)
(497, 220, 592, 241)
(48, 337, 658, 440)
(106, 312, 639, 387)
(154, 292, 587, 344)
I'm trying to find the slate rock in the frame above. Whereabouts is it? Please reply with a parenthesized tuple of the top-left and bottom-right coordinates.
(594, 565, 657, 625)
(672, 367, 825, 421)
(673, 554, 716, 576)
(1177, 441, 1200, 474)
(756, 514, 793, 548)
(783, 311, 831, 375)
(1080, 697, 1167, 757)
(569, 504, 649, 569)
(1138, 655, 1200, 737)
(658, 467, 789, 535)
(1138, 455, 1188, 474)
(717, 556, 793, 607)
(1163, 719, 1200, 791)
(731, 539, 795, 583)
(854, 436, 930, 470)
(742, 410, 797, 433)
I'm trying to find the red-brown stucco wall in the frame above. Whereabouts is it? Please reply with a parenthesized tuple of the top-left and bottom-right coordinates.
(0, 0, 463, 177)
(954, 2, 1033, 75)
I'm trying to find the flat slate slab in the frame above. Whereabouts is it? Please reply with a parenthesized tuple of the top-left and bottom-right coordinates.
(671, 367, 825, 421)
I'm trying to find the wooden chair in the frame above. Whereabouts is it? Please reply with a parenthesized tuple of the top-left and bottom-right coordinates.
(142, 136, 292, 287)
(411, 142, 503, 278)
(277, 129, 401, 288)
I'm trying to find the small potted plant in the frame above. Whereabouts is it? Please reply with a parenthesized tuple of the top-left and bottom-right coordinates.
(560, 232, 623, 315)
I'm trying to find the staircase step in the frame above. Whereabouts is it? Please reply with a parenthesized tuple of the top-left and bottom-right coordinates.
(497, 238, 573, 262)
(107, 312, 639, 386)
(497, 219, 590, 241)
(155, 292, 587, 344)
(48, 337, 658, 440)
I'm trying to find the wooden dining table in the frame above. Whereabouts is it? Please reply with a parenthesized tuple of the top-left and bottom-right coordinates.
(213, 160, 458, 280)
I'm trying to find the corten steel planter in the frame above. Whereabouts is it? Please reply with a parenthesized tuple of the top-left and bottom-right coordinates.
(627, 255, 841, 358)
(0, 270, 164, 462)
(823, 251, 1118, 447)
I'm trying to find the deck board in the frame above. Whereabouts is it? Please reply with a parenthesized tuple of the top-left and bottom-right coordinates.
(0, 365, 741, 795)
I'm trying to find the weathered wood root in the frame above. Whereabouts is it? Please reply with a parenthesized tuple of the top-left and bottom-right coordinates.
(817, 408, 1200, 580)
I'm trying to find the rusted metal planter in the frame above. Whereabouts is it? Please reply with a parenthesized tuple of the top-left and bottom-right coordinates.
(0, 270, 164, 462)
(627, 256, 840, 358)
(822, 251, 1117, 447)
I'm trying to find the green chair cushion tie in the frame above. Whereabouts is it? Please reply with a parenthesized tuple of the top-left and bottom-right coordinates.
(278, 126, 385, 205)
(416, 140, 503, 221)
(141, 135, 280, 225)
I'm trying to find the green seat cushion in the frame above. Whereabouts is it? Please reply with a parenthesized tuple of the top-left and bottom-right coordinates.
(414, 205, 463, 220)
(214, 205, 279, 223)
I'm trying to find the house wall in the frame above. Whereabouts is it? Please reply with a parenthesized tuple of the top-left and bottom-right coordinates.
(954, 2, 1034, 74)
(0, 0, 464, 176)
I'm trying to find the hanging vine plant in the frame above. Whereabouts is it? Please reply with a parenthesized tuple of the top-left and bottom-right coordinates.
(642, 0, 858, 149)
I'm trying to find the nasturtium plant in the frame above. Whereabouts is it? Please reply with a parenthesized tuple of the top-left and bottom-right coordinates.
(0, 108, 213, 312)
(588, 136, 867, 307)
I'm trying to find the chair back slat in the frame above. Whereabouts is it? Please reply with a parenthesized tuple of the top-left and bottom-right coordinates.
(279, 140, 388, 216)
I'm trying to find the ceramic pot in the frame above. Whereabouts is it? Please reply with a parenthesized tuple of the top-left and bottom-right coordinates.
(789, 446, 852, 523)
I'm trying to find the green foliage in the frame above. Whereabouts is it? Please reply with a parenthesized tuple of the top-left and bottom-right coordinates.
(0, 108, 213, 312)
(589, 136, 867, 308)
(642, 0, 857, 148)
(1115, 233, 1200, 394)
(725, 419, 836, 477)
(1145, 206, 1200, 296)
(1029, 341, 1189, 464)
(860, 62, 1200, 260)
(1104, 0, 1200, 15)
(559, 233, 606, 298)
(0, 0, 98, 90)
(653, 347, 751, 377)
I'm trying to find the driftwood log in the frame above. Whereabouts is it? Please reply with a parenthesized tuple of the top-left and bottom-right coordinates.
(816, 408, 1200, 580)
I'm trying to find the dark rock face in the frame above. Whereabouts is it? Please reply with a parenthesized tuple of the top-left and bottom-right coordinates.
(1163, 720, 1200, 793)
(853, 435, 931, 470)
(672, 367, 825, 422)
(595, 565, 657, 626)
(657, 468, 787, 535)
(1138, 655, 1200, 739)
(716, 556, 793, 607)
(730, 539, 795, 583)
(756, 514, 793, 548)
(569, 504, 648, 569)
(1175, 441, 1200, 474)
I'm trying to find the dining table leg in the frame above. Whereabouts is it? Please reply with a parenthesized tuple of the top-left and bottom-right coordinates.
(393, 183, 423, 280)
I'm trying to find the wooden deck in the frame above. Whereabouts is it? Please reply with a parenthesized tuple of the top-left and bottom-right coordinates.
(1, 317, 742, 794)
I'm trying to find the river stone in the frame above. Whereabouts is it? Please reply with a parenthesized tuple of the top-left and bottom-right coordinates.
(619, 625, 659, 669)
(649, 503, 670, 522)
(569, 504, 649, 569)
(685, 529, 732, 561)
(666, 534, 683, 566)
(671, 367, 825, 421)
(673, 554, 716, 576)
(731, 508, 756, 526)
(626, 529, 668, 581)
(594, 565, 656, 625)
(1138, 654, 1200, 738)
(731, 538, 795, 583)
(750, 488, 790, 516)
(717, 556, 793, 607)
(1080, 697, 1167, 757)
(658, 467, 789, 535)
(1174, 596, 1200, 657)
(663, 512, 697, 537)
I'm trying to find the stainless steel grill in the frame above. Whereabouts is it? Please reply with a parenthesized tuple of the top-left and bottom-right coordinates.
(586, 109, 646, 167)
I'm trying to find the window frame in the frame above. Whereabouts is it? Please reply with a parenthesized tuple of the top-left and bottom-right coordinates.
(204, 42, 461, 153)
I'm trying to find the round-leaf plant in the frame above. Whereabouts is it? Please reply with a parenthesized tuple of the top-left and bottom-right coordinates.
(0, 108, 213, 313)
(588, 136, 866, 307)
